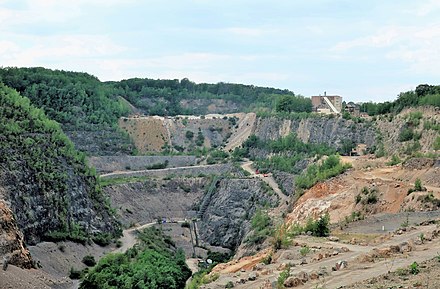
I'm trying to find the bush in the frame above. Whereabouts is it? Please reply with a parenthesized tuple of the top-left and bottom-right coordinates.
(410, 261, 419, 275)
(399, 127, 414, 142)
(434, 136, 440, 150)
(299, 246, 311, 256)
(69, 267, 83, 279)
(82, 255, 96, 267)
(92, 233, 112, 247)
(185, 130, 194, 139)
(414, 178, 423, 191)
(80, 227, 191, 289)
(296, 155, 351, 190)
(276, 265, 291, 289)
(304, 213, 330, 237)
(386, 155, 401, 166)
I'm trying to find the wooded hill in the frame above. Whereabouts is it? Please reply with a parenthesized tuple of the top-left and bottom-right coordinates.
(0, 83, 120, 245)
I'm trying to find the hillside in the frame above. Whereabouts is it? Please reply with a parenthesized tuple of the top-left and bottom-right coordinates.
(0, 67, 439, 289)
(0, 84, 120, 248)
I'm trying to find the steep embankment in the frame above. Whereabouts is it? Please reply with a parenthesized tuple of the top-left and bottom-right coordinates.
(103, 177, 209, 227)
(376, 106, 440, 155)
(0, 67, 134, 155)
(119, 114, 236, 153)
(0, 84, 120, 247)
(254, 115, 376, 149)
(0, 201, 33, 269)
(198, 178, 279, 250)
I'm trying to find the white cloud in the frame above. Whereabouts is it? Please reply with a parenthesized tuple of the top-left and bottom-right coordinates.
(415, 0, 440, 16)
(225, 27, 267, 37)
(0, 35, 128, 68)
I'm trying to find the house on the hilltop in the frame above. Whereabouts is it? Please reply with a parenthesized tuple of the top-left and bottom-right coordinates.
(311, 92, 342, 114)
(344, 101, 360, 116)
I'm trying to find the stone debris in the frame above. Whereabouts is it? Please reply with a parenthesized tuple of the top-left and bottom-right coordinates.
(332, 260, 348, 271)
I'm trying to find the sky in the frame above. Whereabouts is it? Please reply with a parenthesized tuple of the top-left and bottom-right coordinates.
(1, 0, 440, 102)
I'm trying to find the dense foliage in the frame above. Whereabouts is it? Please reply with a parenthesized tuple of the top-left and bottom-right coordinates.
(235, 134, 335, 173)
(0, 84, 117, 243)
(0, 67, 129, 130)
(295, 155, 352, 189)
(80, 227, 191, 289)
(360, 84, 440, 116)
(107, 78, 298, 115)
(275, 94, 312, 113)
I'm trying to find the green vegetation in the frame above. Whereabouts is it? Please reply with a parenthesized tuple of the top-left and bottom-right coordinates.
(275, 94, 312, 113)
(0, 67, 129, 130)
(236, 133, 335, 174)
(434, 136, 440, 150)
(409, 261, 420, 275)
(419, 192, 440, 208)
(185, 272, 219, 289)
(246, 209, 273, 245)
(295, 155, 352, 190)
(273, 224, 291, 250)
(288, 214, 330, 237)
(407, 178, 427, 195)
(80, 227, 191, 289)
(82, 255, 96, 267)
(108, 77, 298, 116)
(276, 264, 291, 289)
(206, 149, 229, 164)
(386, 154, 402, 166)
(299, 245, 311, 256)
(185, 130, 194, 139)
(356, 187, 379, 205)
(360, 84, 440, 116)
(0, 83, 118, 242)
(185, 251, 229, 289)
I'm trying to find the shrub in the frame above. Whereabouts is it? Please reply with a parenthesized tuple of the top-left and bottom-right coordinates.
(409, 261, 419, 275)
(386, 155, 401, 166)
(366, 192, 378, 204)
(69, 267, 83, 279)
(261, 253, 272, 265)
(414, 178, 423, 191)
(82, 255, 96, 267)
(276, 265, 291, 289)
(185, 130, 194, 139)
(399, 128, 414, 142)
(434, 136, 440, 150)
(355, 194, 362, 204)
(92, 233, 112, 247)
(304, 213, 330, 237)
(299, 246, 311, 256)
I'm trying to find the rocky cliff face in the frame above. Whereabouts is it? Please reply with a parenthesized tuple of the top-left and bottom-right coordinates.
(0, 200, 33, 269)
(254, 116, 377, 149)
(104, 177, 209, 227)
(0, 162, 120, 245)
(198, 179, 278, 250)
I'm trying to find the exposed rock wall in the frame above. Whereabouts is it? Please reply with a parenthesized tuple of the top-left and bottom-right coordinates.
(254, 116, 377, 149)
(375, 107, 439, 155)
(104, 178, 209, 227)
(0, 201, 33, 269)
(198, 179, 278, 249)
(0, 162, 120, 245)
(89, 155, 198, 173)
(100, 163, 235, 179)
(65, 128, 134, 156)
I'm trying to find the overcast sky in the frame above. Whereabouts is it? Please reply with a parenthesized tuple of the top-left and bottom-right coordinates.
(1, 0, 439, 102)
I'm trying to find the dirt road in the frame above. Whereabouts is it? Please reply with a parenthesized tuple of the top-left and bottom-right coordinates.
(210, 224, 440, 289)
(224, 113, 256, 152)
(241, 161, 288, 203)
